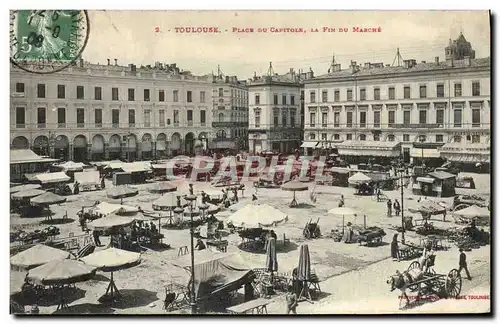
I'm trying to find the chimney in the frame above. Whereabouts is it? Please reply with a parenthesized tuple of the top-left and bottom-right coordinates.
(334, 64, 341, 71)
(403, 60, 410, 69)
(290, 68, 293, 74)
(435, 56, 439, 64)
(464, 56, 471, 66)
(364, 62, 371, 69)
(350, 61, 358, 73)
(225, 76, 229, 83)
(79, 58, 84, 67)
(107, 59, 110, 65)
(114, 58, 117, 66)
(446, 58, 454, 67)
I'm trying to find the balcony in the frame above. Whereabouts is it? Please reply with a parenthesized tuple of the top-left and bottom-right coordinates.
(77, 123, 85, 128)
(112, 123, 119, 128)
(16, 123, 25, 129)
(129, 123, 136, 128)
(391, 123, 442, 129)
(187, 121, 193, 127)
(38, 123, 46, 129)
(58, 123, 66, 128)
(212, 121, 233, 127)
(144, 122, 151, 128)
(95, 123, 102, 128)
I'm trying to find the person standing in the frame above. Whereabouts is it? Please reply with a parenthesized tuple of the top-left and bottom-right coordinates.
(458, 248, 472, 280)
(391, 234, 400, 261)
(92, 230, 101, 246)
(286, 290, 298, 314)
(188, 183, 194, 196)
(386, 199, 392, 217)
(393, 199, 401, 217)
(338, 194, 345, 207)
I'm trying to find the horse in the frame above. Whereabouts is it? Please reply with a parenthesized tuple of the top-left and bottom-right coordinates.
(387, 268, 424, 307)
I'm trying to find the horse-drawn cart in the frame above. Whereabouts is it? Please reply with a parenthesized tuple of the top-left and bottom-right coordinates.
(303, 218, 321, 239)
(357, 227, 386, 246)
(388, 258, 462, 309)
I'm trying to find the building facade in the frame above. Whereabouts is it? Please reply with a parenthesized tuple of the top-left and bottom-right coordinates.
(302, 33, 490, 165)
(10, 60, 214, 161)
(247, 67, 312, 153)
(211, 74, 249, 151)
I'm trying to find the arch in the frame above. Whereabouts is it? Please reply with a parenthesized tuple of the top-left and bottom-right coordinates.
(156, 133, 167, 151)
(125, 134, 137, 149)
(170, 132, 181, 150)
(73, 135, 87, 148)
(185, 132, 195, 155)
(92, 134, 105, 153)
(12, 136, 29, 149)
(198, 132, 208, 140)
(218, 112, 224, 122)
(216, 130, 227, 139)
(54, 135, 69, 149)
(109, 134, 122, 149)
(141, 133, 153, 152)
(33, 135, 49, 156)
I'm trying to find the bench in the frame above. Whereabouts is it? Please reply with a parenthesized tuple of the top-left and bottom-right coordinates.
(226, 297, 274, 314)
(177, 245, 189, 256)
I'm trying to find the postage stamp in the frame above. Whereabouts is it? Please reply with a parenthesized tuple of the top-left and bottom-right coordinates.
(9, 10, 90, 74)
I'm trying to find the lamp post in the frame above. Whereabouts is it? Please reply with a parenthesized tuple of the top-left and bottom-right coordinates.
(183, 193, 198, 314)
(419, 135, 426, 167)
(398, 168, 405, 244)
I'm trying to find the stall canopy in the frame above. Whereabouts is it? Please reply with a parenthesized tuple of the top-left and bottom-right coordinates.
(74, 171, 101, 186)
(120, 162, 152, 173)
(54, 161, 86, 172)
(348, 172, 371, 185)
(172, 250, 254, 299)
(427, 171, 456, 180)
(10, 149, 58, 165)
(300, 142, 319, 148)
(35, 172, 71, 184)
(336, 140, 401, 157)
(92, 202, 139, 216)
(227, 203, 288, 227)
(416, 177, 435, 184)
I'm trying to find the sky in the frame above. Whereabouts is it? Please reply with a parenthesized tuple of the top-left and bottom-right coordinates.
(82, 10, 490, 79)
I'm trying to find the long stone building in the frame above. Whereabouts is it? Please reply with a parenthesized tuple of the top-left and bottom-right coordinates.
(302, 33, 490, 166)
(10, 59, 214, 161)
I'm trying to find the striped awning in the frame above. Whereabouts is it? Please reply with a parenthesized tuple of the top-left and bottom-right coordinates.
(301, 142, 319, 148)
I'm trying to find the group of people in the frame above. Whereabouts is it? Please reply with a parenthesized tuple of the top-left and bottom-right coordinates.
(386, 199, 401, 217)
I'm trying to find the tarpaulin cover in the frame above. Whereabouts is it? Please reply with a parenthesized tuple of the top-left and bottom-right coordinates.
(348, 172, 371, 185)
(453, 205, 490, 219)
(35, 172, 71, 184)
(227, 204, 288, 228)
(74, 171, 101, 186)
(10, 184, 41, 193)
(55, 161, 86, 172)
(93, 202, 138, 216)
(172, 250, 254, 299)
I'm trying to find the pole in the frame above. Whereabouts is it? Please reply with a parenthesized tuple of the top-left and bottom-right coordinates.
(400, 170, 405, 244)
(189, 200, 197, 314)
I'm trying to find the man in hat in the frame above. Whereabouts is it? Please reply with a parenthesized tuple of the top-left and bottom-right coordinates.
(338, 194, 345, 207)
(386, 199, 392, 217)
(458, 248, 472, 280)
(188, 183, 194, 196)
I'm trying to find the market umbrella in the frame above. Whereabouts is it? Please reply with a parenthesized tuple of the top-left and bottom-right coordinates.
(281, 180, 309, 207)
(227, 204, 288, 228)
(297, 244, 312, 301)
(11, 189, 46, 200)
(30, 192, 67, 206)
(328, 207, 358, 233)
(453, 205, 490, 225)
(147, 182, 178, 195)
(81, 248, 141, 301)
(106, 186, 139, 204)
(26, 259, 96, 310)
(10, 184, 41, 194)
(265, 237, 278, 284)
(87, 215, 135, 231)
(10, 244, 71, 270)
(348, 172, 371, 185)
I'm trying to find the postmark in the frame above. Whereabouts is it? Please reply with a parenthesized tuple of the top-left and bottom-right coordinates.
(9, 10, 90, 74)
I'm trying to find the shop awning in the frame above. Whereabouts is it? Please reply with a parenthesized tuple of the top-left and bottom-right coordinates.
(10, 149, 59, 165)
(336, 140, 401, 157)
(301, 142, 319, 148)
(410, 148, 441, 158)
(443, 155, 490, 163)
(427, 171, 456, 180)
(416, 177, 435, 184)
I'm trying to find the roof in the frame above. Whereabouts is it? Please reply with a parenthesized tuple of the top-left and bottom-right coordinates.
(310, 57, 490, 82)
(10, 149, 59, 165)
(427, 171, 456, 180)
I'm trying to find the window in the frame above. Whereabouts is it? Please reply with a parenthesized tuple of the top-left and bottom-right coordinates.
(200, 110, 206, 125)
(403, 134, 410, 142)
(374, 88, 380, 100)
(436, 135, 444, 142)
(290, 95, 295, 105)
(94, 109, 102, 127)
(322, 112, 328, 127)
(436, 109, 444, 126)
(219, 88, 223, 97)
(359, 111, 366, 127)
(15, 107, 25, 127)
(282, 95, 287, 105)
(403, 86, 410, 99)
(437, 84, 444, 98)
(334, 112, 340, 127)
(347, 89, 352, 101)
(159, 90, 165, 102)
(346, 134, 353, 140)
(128, 88, 135, 101)
(57, 84, 65, 99)
(360, 88, 366, 101)
(322, 90, 328, 103)
(112, 109, 120, 127)
(173, 90, 179, 102)
(373, 111, 381, 128)
(187, 110, 193, 126)
(255, 94, 260, 105)
(144, 89, 150, 101)
(274, 94, 278, 105)
(310, 91, 316, 103)
(282, 111, 287, 127)
(255, 111, 260, 128)
(472, 109, 481, 127)
(403, 110, 411, 125)
(76, 86, 84, 99)
(91, 86, 100, 100)
(15, 83, 24, 93)
(187, 91, 192, 103)
(334, 134, 340, 140)
(388, 135, 395, 142)
(111, 87, 118, 101)
(388, 111, 395, 127)
(419, 110, 427, 124)
(159, 109, 165, 127)
(125, 109, 133, 127)
(173, 110, 179, 124)
(218, 112, 224, 122)
(346, 111, 353, 127)
(321, 133, 327, 141)
(453, 135, 462, 143)
(37, 84, 46, 98)
(57, 108, 66, 127)
(373, 134, 380, 141)
(310, 133, 316, 140)
(419, 85, 426, 98)
(273, 111, 279, 127)
(471, 135, 481, 143)
(37, 107, 46, 127)
(310, 112, 316, 127)
(290, 111, 295, 127)
(454, 109, 462, 127)
(454, 83, 462, 97)
(472, 82, 480, 96)
(144, 110, 151, 127)
(200, 91, 206, 103)
(388, 87, 395, 100)
(359, 134, 366, 141)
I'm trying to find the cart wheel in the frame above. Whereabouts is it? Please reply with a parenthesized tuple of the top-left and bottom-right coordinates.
(408, 261, 420, 272)
(303, 228, 311, 239)
(445, 269, 462, 299)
